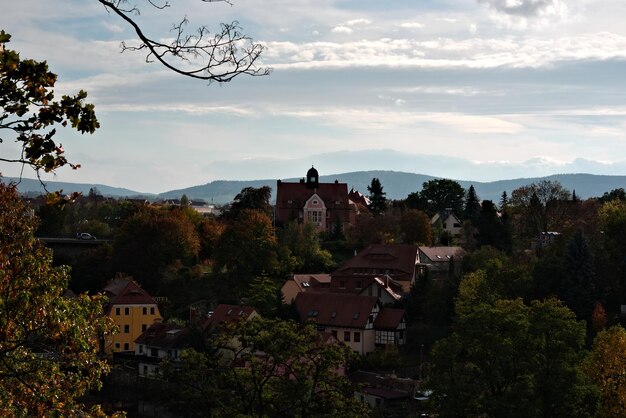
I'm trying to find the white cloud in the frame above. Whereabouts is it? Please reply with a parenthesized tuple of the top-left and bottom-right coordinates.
(345, 18, 371, 26)
(331, 26, 353, 34)
(400, 22, 424, 29)
(102, 20, 125, 34)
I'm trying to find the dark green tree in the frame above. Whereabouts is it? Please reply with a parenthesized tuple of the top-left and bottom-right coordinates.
(564, 230, 597, 320)
(429, 298, 597, 418)
(476, 200, 512, 252)
(464, 185, 481, 222)
(367, 177, 387, 216)
(598, 188, 626, 203)
(419, 179, 466, 216)
(166, 318, 368, 417)
(225, 186, 273, 219)
(500, 190, 509, 210)
(113, 206, 201, 292)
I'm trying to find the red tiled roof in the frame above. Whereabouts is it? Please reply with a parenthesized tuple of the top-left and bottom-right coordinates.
(134, 323, 189, 349)
(332, 244, 419, 282)
(294, 292, 379, 328)
(374, 308, 406, 331)
(292, 274, 332, 292)
(276, 181, 351, 209)
(102, 277, 157, 309)
(204, 304, 257, 329)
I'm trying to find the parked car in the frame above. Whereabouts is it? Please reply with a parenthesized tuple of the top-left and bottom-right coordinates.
(77, 232, 96, 240)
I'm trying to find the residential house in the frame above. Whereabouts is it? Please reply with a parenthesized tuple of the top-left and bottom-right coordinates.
(331, 244, 420, 294)
(417, 246, 466, 280)
(373, 308, 407, 346)
(431, 209, 463, 243)
(281, 273, 331, 304)
(358, 276, 403, 305)
(275, 166, 358, 232)
(295, 292, 380, 355)
(294, 292, 407, 355)
(102, 277, 162, 354)
(134, 322, 190, 377)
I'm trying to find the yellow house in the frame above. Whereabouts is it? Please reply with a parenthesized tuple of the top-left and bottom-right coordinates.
(102, 277, 162, 354)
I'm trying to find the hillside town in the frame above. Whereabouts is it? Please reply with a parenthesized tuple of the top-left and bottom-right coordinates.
(3, 164, 626, 417)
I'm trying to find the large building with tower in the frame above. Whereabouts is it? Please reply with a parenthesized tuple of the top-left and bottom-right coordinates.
(275, 166, 358, 232)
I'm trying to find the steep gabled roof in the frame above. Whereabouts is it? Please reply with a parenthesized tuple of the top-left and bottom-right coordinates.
(135, 323, 190, 350)
(418, 246, 466, 264)
(294, 292, 379, 329)
(292, 274, 331, 291)
(332, 244, 419, 281)
(276, 181, 351, 209)
(102, 277, 157, 306)
(204, 304, 258, 330)
(373, 308, 406, 331)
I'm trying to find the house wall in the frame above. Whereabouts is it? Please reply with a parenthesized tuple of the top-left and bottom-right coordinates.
(105, 304, 162, 354)
(318, 326, 376, 355)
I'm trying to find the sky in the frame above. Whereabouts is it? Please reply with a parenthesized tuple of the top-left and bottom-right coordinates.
(3, 0, 626, 193)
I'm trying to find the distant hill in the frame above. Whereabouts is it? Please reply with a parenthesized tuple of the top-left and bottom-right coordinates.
(158, 172, 626, 204)
(6, 172, 626, 204)
(3, 177, 151, 199)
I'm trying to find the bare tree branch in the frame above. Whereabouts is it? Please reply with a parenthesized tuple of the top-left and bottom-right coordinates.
(98, 0, 271, 83)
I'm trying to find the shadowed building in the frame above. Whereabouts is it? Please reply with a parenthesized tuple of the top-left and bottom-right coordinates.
(275, 166, 357, 232)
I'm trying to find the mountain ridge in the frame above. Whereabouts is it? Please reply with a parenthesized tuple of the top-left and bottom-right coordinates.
(6, 171, 625, 204)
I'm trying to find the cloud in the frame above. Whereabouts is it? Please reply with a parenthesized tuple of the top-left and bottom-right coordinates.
(345, 18, 371, 26)
(400, 22, 424, 29)
(478, 0, 566, 18)
(331, 26, 353, 34)
(264, 32, 626, 70)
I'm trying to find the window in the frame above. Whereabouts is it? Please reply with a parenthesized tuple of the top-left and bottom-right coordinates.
(124, 307, 130, 315)
(138, 344, 144, 354)
(115, 342, 120, 350)
(344, 331, 351, 342)
(142, 307, 147, 315)
(150, 307, 155, 315)
(124, 325, 130, 333)
(151, 348, 158, 357)
(354, 332, 361, 343)
(143, 365, 148, 376)
(142, 324, 147, 332)
(307, 210, 322, 225)
(339, 281, 346, 289)
(331, 330, 337, 338)
(123, 342, 129, 351)
(356, 281, 362, 289)
(115, 307, 120, 316)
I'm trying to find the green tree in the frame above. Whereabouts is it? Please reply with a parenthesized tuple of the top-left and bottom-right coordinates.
(419, 179, 466, 216)
(476, 200, 512, 252)
(367, 177, 387, 216)
(583, 326, 626, 418)
(598, 188, 626, 203)
(429, 298, 597, 418)
(214, 208, 278, 284)
(511, 180, 571, 236)
(564, 229, 597, 320)
(113, 206, 201, 292)
(279, 221, 334, 273)
(225, 186, 273, 219)
(0, 182, 113, 416)
(0, 31, 99, 175)
(464, 185, 481, 222)
(399, 209, 432, 245)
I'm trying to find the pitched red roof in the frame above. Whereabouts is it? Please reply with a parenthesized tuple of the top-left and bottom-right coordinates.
(294, 292, 379, 329)
(135, 323, 189, 349)
(332, 244, 419, 282)
(204, 304, 258, 330)
(102, 277, 157, 311)
(373, 308, 406, 331)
